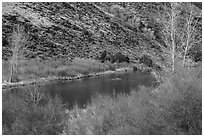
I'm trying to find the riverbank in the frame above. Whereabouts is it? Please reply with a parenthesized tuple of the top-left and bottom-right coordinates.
(2, 64, 202, 135)
(61, 64, 201, 135)
(2, 67, 133, 90)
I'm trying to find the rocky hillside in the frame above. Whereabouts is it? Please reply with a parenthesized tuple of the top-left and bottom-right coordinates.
(2, 2, 202, 65)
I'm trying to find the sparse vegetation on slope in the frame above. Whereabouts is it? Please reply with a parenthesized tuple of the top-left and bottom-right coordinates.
(3, 2, 201, 63)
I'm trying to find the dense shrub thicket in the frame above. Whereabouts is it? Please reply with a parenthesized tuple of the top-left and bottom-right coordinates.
(99, 51, 130, 63)
(63, 64, 202, 135)
(139, 55, 153, 67)
(2, 63, 202, 135)
(2, 86, 65, 135)
(139, 55, 162, 71)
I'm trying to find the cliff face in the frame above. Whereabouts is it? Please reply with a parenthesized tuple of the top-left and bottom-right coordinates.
(2, 2, 202, 64)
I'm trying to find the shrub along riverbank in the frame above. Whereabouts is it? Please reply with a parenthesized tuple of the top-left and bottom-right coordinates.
(2, 58, 134, 89)
(2, 63, 202, 135)
(2, 58, 118, 82)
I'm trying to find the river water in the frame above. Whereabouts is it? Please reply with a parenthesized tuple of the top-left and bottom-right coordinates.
(8, 70, 156, 108)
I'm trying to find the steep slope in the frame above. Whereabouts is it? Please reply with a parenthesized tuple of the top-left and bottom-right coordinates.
(2, 2, 142, 61)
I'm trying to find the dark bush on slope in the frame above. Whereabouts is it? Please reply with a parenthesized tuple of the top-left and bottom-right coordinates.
(99, 51, 130, 63)
(139, 55, 153, 67)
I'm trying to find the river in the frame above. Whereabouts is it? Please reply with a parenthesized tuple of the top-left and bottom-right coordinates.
(7, 70, 156, 108)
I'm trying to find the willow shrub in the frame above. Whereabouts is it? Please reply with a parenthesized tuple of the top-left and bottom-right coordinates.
(63, 64, 202, 135)
(2, 86, 65, 135)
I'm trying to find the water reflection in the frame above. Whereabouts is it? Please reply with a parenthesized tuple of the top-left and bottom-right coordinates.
(8, 71, 156, 108)
(46, 71, 156, 108)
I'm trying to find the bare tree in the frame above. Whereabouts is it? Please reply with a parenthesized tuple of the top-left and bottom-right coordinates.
(149, 2, 201, 72)
(170, 2, 177, 72)
(27, 84, 44, 105)
(9, 25, 28, 83)
(180, 4, 202, 66)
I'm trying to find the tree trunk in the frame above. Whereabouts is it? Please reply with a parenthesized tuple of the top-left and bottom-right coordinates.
(9, 62, 18, 83)
(8, 25, 26, 83)
(182, 5, 194, 67)
(170, 3, 177, 72)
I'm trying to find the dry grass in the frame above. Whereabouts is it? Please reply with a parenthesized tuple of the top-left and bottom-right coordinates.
(2, 58, 117, 82)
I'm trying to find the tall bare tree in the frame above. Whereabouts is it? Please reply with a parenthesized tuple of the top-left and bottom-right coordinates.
(180, 4, 202, 66)
(9, 25, 28, 83)
(148, 2, 201, 72)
